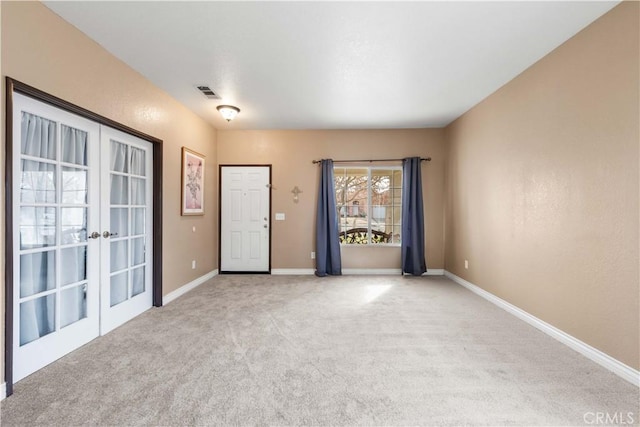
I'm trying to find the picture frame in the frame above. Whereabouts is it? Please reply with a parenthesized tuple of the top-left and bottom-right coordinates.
(181, 147, 205, 216)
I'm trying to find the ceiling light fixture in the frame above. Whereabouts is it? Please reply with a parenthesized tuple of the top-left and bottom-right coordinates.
(216, 105, 240, 122)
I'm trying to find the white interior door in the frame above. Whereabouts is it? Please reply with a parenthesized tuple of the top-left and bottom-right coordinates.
(12, 94, 154, 382)
(99, 127, 153, 334)
(220, 166, 270, 272)
(13, 93, 101, 382)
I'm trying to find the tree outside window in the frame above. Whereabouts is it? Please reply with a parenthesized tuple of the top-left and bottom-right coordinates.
(334, 166, 402, 245)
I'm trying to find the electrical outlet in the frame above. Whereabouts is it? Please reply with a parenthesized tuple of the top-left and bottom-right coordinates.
(192, 260, 196, 269)
(192, 226, 196, 232)
(464, 260, 469, 269)
(311, 252, 316, 259)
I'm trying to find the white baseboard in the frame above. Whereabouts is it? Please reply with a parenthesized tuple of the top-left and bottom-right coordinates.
(0, 382, 6, 401)
(270, 268, 445, 276)
(444, 270, 640, 387)
(344, 268, 445, 275)
(343, 268, 402, 275)
(163, 269, 218, 305)
(271, 269, 315, 275)
(423, 269, 444, 276)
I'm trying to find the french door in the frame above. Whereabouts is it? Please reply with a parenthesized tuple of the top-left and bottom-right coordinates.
(220, 166, 271, 272)
(12, 93, 153, 382)
(100, 127, 153, 334)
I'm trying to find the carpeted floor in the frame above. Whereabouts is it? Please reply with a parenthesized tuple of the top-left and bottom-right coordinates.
(1, 275, 638, 426)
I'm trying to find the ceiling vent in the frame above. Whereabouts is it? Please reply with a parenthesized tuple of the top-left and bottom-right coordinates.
(195, 85, 221, 99)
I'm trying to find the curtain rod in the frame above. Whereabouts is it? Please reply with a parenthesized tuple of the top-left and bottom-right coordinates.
(312, 157, 431, 164)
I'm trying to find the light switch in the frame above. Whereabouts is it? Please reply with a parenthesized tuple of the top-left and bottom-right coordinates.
(275, 213, 285, 221)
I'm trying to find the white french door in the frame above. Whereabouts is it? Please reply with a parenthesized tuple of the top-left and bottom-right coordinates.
(12, 93, 153, 382)
(220, 166, 270, 272)
(99, 127, 153, 334)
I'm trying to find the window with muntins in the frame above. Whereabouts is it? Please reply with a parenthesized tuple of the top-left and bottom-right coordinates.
(334, 166, 402, 245)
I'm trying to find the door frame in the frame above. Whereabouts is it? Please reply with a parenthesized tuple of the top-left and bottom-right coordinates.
(4, 77, 164, 396)
(218, 164, 272, 274)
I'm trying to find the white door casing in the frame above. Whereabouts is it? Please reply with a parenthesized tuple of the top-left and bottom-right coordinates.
(220, 166, 270, 272)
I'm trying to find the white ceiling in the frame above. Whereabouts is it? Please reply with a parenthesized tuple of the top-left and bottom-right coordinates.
(44, 1, 619, 130)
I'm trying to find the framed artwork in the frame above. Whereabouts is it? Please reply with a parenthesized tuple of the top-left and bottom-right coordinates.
(181, 147, 205, 215)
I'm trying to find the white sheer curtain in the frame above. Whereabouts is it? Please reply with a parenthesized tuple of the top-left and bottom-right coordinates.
(110, 140, 129, 306)
(59, 127, 88, 328)
(20, 112, 57, 345)
(19, 251, 55, 345)
(20, 160, 55, 204)
(107, 141, 147, 307)
(130, 146, 145, 176)
(61, 285, 86, 328)
(131, 178, 145, 205)
(111, 140, 127, 172)
(110, 141, 128, 206)
(21, 112, 56, 160)
(61, 125, 87, 165)
(60, 246, 87, 328)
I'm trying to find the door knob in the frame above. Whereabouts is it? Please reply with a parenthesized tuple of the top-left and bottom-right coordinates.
(88, 232, 100, 239)
(103, 231, 118, 238)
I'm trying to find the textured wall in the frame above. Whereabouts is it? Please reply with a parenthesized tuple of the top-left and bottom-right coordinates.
(217, 129, 446, 270)
(444, 2, 639, 369)
(1, 2, 219, 383)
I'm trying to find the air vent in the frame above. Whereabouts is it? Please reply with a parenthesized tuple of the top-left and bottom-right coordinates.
(195, 85, 221, 99)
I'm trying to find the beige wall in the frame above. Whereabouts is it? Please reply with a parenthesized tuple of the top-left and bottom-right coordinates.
(1, 0, 637, 391)
(217, 129, 446, 270)
(444, 2, 639, 369)
(1, 2, 219, 382)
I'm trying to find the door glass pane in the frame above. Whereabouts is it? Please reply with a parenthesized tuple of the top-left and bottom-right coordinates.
(111, 140, 128, 173)
(110, 240, 128, 272)
(61, 167, 88, 204)
(20, 207, 56, 250)
(110, 208, 129, 237)
(61, 284, 87, 328)
(131, 178, 145, 205)
(61, 246, 87, 286)
(61, 208, 87, 244)
(61, 125, 87, 166)
(131, 237, 145, 266)
(130, 147, 145, 176)
(110, 272, 128, 307)
(132, 208, 145, 235)
(21, 112, 57, 160)
(20, 251, 55, 298)
(20, 160, 56, 204)
(132, 267, 145, 297)
(110, 175, 128, 205)
(20, 294, 55, 345)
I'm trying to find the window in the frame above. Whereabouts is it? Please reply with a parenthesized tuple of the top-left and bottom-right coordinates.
(334, 166, 402, 245)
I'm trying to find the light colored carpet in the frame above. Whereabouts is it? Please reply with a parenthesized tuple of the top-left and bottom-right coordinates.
(1, 275, 638, 426)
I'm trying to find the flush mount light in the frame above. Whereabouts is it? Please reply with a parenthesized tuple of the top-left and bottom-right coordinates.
(216, 105, 240, 122)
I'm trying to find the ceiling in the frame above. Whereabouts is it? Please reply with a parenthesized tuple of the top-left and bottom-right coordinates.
(44, 1, 619, 130)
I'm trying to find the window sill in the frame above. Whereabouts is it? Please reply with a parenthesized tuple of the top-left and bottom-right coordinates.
(340, 243, 401, 248)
